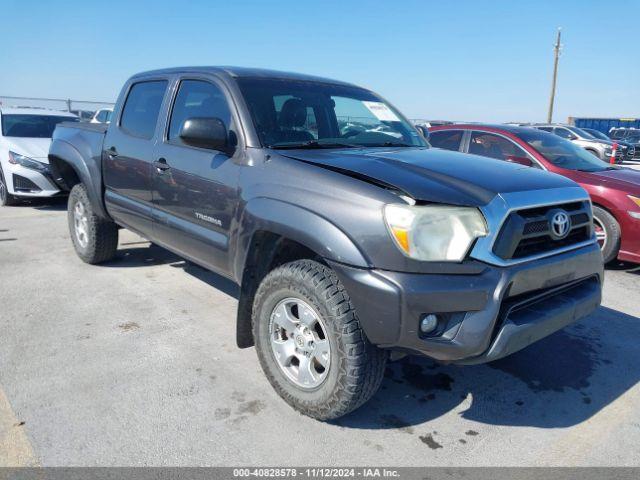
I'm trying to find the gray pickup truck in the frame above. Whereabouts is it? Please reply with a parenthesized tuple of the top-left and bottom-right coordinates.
(49, 67, 603, 420)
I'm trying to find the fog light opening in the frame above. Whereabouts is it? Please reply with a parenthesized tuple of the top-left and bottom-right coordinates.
(420, 314, 439, 334)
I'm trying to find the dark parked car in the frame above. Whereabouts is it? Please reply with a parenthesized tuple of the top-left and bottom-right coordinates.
(610, 127, 640, 141)
(609, 129, 640, 160)
(622, 131, 640, 160)
(48, 67, 603, 419)
(430, 124, 640, 264)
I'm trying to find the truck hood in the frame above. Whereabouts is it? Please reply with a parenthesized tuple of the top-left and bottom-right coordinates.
(3, 137, 52, 161)
(281, 147, 577, 206)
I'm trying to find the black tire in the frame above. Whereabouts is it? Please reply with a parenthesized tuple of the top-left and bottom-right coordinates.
(592, 205, 621, 264)
(252, 259, 387, 420)
(0, 165, 20, 206)
(68, 183, 118, 264)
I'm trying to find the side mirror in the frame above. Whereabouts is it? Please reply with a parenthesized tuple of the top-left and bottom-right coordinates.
(505, 155, 533, 167)
(415, 125, 430, 140)
(179, 117, 229, 152)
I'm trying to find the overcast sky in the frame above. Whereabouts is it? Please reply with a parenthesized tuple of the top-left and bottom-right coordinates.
(1, 0, 638, 123)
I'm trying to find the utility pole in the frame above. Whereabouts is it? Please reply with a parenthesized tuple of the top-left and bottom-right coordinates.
(547, 28, 562, 123)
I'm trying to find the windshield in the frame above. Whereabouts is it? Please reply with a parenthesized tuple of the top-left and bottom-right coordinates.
(519, 129, 612, 172)
(237, 78, 426, 149)
(1, 114, 79, 138)
(583, 129, 609, 141)
(625, 133, 640, 143)
(566, 126, 593, 138)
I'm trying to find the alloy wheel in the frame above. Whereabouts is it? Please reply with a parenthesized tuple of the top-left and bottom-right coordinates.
(593, 216, 608, 252)
(73, 200, 90, 248)
(0, 170, 6, 204)
(269, 297, 331, 389)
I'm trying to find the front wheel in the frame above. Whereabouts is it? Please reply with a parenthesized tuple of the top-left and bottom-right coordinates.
(592, 205, 621, 264)
(252, 259, 387, 420)
(0, 165, 20, 206)
(68, 183, 119, 264)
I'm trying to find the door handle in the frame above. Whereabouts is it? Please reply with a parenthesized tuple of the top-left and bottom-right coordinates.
(106, 147, 118, 158)
(154, 158, 171, 172)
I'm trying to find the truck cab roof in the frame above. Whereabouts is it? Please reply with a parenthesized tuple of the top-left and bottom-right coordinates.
(131, 66, 358, 88)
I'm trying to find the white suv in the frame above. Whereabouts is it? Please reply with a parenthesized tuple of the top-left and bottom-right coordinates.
(0, 107, 78, 206)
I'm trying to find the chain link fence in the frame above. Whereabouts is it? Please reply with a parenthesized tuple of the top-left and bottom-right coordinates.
(0, 96, 448, 127)
(0, 95, 115, 121)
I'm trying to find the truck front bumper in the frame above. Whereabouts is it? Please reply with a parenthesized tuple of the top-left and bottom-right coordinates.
(329, 242, 603, 364)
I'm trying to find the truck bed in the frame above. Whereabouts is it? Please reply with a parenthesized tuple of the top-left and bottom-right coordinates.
(49, 121, 109, 215)
(58, 121, 109, 134)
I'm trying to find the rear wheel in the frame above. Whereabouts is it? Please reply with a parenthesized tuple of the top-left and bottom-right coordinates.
(68, 183, 118, 264)
(0, 165, 20, 206)
(252, 259, 387, 420)
(592, 205, 621, 264)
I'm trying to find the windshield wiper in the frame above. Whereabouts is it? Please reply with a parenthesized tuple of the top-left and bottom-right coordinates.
(268, 140, 419, 149)
(365, 141, 416, 148)
(268, 140, 359, 149)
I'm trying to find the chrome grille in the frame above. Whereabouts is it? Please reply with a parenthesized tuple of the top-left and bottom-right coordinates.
(493, 201, 593, 260)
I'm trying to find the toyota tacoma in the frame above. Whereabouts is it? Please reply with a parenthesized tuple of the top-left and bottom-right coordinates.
(48, 67, 603, 420)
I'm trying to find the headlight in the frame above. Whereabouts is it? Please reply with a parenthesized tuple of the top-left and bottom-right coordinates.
(604, 146, 613, 154)
(8, 151, 49, 172)
(384, 204, 488, 261)
(629, 195, 640, 219)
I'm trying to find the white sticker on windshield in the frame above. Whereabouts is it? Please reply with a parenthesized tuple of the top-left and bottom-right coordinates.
(362, 101, 400, 122)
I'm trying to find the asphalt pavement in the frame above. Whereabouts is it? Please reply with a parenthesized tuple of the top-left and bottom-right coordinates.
(1, 198, 639, 466)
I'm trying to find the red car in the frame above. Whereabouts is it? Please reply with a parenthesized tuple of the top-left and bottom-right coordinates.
(429, 124, 640, 264)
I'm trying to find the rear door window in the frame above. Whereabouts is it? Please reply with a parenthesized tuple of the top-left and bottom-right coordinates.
(428, 130, 463, 151)
(120, 80, 168, 139)
(553, 127, 574, 139)
(468, 132, 528, 161)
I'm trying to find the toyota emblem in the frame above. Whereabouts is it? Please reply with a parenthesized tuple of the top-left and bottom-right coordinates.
(551, 211, 571, 239)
